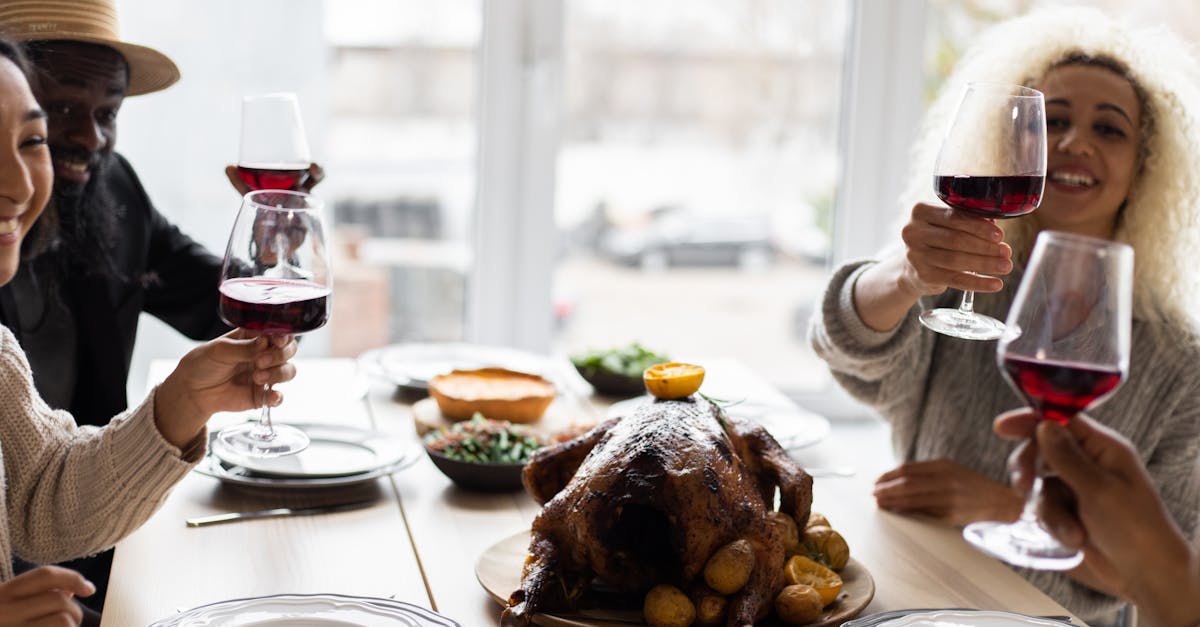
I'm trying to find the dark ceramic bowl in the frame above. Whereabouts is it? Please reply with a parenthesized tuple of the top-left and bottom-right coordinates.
(573, 364, 646, 398)
(425, 447, 527, 492)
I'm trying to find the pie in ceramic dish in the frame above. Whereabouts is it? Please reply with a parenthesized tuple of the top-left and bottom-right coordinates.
(428, 368, 555, 423)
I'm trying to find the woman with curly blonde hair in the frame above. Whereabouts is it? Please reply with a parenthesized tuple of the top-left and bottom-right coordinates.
(810, 7, 1200, 623)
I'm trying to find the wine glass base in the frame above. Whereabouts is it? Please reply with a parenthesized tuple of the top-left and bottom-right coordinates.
(214, 423, 310, 459)
(919, 308, 1005, 340)
(963, 520, 1084, 571)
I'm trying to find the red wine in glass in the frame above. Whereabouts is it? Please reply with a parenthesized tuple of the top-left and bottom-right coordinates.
(218, 277, 330, 334)
(934, 174, 1044, 218)
(215, 189, 328, 459)
(236, 165, 310, 192)
(920, 83, 1046, 341)
(1001, 355, 1124, 425)
(964, 231, 1131, 571)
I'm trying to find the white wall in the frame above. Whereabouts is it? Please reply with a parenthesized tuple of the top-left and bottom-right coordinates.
(116, 0, 330, 398)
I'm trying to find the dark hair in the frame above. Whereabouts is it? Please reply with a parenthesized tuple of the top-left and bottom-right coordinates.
(0, 36, 32, 78)
(0, 35, 57, 259)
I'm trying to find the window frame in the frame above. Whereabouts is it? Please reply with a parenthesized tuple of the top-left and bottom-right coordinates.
(470, 0, 930, 413)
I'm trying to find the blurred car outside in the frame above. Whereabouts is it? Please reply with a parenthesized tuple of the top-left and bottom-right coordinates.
(599, 206, 777, 272)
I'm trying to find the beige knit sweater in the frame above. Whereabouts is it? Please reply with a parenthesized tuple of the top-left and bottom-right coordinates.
(0, 325, 202, 581)
(810, 260, 1200, 624)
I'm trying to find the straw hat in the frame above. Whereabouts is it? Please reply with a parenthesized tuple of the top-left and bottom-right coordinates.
(0, 0, 180, 96)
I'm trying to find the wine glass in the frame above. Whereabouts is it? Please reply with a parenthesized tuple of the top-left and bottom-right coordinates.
(920, 82, 1047, 340)
(235, 92, 312, 191)
(214, 190, 332, 457)
(963, 230, 1132, 569)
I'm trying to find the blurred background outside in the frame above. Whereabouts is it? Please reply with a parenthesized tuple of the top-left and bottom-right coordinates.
(114, 0, 1200, 407)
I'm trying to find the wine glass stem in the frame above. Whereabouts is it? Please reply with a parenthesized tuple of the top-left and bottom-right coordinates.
(958, 289, 977, 316)
(253, 382, 277, 441)
(1020, 473, 1045, 526)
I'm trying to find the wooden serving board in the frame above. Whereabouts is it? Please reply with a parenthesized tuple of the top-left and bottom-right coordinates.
(475, 530, 875, 627)
(412, 396, 597, 440)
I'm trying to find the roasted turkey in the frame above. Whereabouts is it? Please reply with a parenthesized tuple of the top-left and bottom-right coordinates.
(501, 396, 813, 627)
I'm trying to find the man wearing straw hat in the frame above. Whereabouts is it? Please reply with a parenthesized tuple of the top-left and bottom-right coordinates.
(0, 1, 241, 619)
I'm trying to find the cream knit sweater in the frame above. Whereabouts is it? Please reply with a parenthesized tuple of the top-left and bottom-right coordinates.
(810, 260, 1200, 624)
(0, 325, 202, 581)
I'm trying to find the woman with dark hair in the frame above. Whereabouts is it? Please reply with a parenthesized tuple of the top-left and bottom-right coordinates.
(0, 37, 298, 625)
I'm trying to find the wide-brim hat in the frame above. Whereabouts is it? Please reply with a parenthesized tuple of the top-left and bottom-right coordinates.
(0, 0, 180, 96)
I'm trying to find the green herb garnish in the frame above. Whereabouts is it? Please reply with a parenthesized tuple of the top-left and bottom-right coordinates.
(424, 414, 546, 464)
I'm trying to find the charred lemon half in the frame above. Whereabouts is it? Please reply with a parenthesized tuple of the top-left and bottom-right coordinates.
(783, 555, 843, 607)
(644, 362, 705, 400)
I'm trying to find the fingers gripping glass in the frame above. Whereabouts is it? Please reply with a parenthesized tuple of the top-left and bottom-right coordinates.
(214, 190, 332, 458)
(963, 231, 1132, 570)
(236, 92, 313, 192)
(920, 83, 1047, 340)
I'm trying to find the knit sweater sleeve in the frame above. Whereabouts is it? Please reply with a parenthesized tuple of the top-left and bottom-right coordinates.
(1143, 375, 1200, 540)
(0, 327, 201, 565)
(808, 260, 937, 424)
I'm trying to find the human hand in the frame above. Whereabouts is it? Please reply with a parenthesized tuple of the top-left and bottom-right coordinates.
(225, 162, 325, 195)
(0, 565, 94, 627)
(896, 202, 1013, 297)
(154, 329, 298, 449)
(873, 458, 1022, 526)
(250, 209, 309, 270)
(995, 409, 1200, 620)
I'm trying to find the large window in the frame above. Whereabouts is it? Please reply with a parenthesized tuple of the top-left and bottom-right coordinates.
(117, 0, 481, 397)
(552, 1, 849, 393)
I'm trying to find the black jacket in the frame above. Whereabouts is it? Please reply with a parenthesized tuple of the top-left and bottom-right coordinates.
(0, 153, 230, 426)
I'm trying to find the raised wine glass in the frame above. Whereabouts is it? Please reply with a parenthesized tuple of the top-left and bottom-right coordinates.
(963, 230, 1132, 569)
(236, 92, 312, 191)
(214, 190, 331, 457)
(921, 82, 1047, 340)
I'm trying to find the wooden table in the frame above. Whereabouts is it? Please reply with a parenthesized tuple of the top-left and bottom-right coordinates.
(102, 357, 1079, 625)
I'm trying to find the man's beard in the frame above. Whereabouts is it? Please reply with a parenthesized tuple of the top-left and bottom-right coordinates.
(45, 150, 122, 278)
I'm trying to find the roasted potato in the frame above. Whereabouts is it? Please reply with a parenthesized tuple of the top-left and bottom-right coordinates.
(767, 511, 800, 549)
(805, 512, 830, 529)
(775, 584, 823, 624)
(703, 539, 755, 594)
(689, 586, 728, 627)
(644, 584, 695, 627)
(804, 525, 850, 571)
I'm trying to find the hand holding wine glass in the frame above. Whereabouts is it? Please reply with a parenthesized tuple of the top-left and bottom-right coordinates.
(214, 190, 331, 458)
(920, 82, 1047, 340)
(964, 230, 1132, 570)
(228, 92, 316, 193)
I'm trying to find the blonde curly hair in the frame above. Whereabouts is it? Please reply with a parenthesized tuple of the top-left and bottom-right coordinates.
(900, 6, 1200, 328)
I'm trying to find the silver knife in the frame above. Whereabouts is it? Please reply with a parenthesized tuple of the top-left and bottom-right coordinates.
(185, 500, 376, 527)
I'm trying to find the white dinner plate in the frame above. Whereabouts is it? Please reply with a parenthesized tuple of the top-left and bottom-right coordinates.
(359, 342, 552, 390)
(877, 610, 1072, 627)
(151, 593, 458, 626)
(606, 395, 832, 450)
(193, 452, 420, 490)
(212, 424, 411, 478)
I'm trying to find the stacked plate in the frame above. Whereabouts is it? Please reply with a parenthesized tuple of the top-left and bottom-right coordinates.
(360, 343, 554, 393)
(152, 593, 458, 626)
(196, 424, 421, 489)
(607, 396, 832, 450)
(844, 609, 1075, 627)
